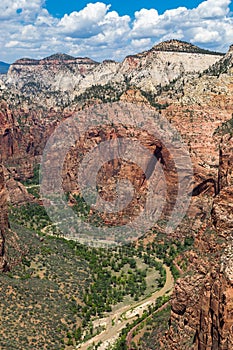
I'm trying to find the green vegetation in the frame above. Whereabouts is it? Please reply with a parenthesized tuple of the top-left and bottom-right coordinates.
(22, 163, 40, 186)
(203, 56, 232, 77)
(140, 90, 169, 110)
(7, 206, 169, 347)
(7, 198, 195, 348)
(113, 297, 171, 350)
(26, 185, 40, 198)
(0, 223, 91, 349)
(72, 193, 105, 226)
(76, 244, 164, 326)
(9, 203, 52, 231)
(74, 82, 125, 104)
(136, 305, 171, 350)
(142, 236, 194, 281)
(214, 115, 233, 136)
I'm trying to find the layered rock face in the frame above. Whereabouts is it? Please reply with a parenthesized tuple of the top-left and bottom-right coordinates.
(7, 54, 99, 92)
(160, 48, 233, 350)
(4, 40, 223, 108)
(160, 133, 233, 350)
(0, 99, 61, 181)
(156, 44, 233, 195)
(40, 102, 192, 239)
(0, 165, 9, 271)
(194, 133, 233, 350)
(119, 41, 223, 93)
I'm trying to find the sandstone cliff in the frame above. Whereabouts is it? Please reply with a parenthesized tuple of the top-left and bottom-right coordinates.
(0, 165, 9, 271)
(157, 45, 233, 350)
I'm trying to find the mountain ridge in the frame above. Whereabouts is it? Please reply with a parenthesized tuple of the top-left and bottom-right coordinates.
(6, 39, 227, 65)
(4, 39, 226, 107)
(151, 39, 225, 55)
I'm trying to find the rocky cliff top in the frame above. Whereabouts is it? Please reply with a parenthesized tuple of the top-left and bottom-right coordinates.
(44, 53, 76, 61)
(13, 54, 98, 66)
(152, 39, 225, 55)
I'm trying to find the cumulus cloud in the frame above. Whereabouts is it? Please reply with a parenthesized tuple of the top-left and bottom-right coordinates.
(196, 0, 230, 19)
(58, 2, 110, 37)
(1, 0, 233, 62)
(131, 38, 152, 49)
(0, 0, 44, 20)
(192, 28, 221, 43)
(131, 0, 233, 53)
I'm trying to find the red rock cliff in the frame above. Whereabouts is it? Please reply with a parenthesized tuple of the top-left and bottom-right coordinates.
(0, 165, 9, 271)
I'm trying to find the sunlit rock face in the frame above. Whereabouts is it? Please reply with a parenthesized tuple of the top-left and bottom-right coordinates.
(4, 40, 223, 108)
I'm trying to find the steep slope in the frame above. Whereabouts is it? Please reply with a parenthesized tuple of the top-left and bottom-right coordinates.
(161, 132, 233, 350)
(154, 44, 233, 189)
(117, 40, 223, 92)
(0, 165, 9, 271)
(153, 43, 233, 350)
(7, 54, 99, 90)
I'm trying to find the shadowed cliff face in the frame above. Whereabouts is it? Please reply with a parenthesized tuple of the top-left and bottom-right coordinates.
(194, 134, 233, 350)
(154, 46, 233, 350)
(160, 132, 233, 350)
(0, 165, 9, 271)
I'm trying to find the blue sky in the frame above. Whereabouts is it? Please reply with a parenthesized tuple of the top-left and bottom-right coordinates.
(45, 1, 207, 17)
(0, 0, 232, 62)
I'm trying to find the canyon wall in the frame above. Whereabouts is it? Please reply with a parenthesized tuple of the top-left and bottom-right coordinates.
(0, 165, 9, 271)
(0, 39, 233, 346)
(160, 47, 233, 350)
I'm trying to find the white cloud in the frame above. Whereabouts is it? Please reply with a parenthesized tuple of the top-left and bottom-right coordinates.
(130, 0, 233, 53)
(0, 0, 233, 62)
(0, 0, 44, 20)
(131, 38, 152, 49)
(5, 40, 19, 48)
(196, 0, 230, 19)
(35, 9, 57, 26)
(192, 28, 221, 43)
(58, 2, 110, 37)
(132, 9, 160, 38)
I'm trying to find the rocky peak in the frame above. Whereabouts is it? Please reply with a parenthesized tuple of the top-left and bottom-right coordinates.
(12, 54, 98, 66)
(152, 39, 224, 55)
(41, 54, 98, 65)
(43, 53, 76, 61)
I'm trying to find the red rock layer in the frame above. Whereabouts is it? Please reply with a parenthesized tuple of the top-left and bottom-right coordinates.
(0, 165, 9, 271)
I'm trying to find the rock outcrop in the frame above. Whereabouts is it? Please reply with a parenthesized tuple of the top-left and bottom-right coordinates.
(159, 138, 233, 350)
(0, 165, 9, 271)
